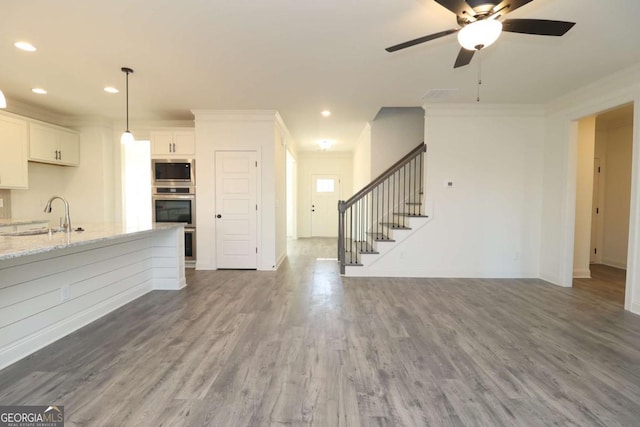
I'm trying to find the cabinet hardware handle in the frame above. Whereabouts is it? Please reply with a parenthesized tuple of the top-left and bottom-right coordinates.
(216, 214, 222, 219)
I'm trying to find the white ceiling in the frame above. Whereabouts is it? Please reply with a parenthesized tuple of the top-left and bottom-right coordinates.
(2, 0, 639, 151)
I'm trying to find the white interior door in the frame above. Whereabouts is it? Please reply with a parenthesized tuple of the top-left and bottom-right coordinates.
(311, 174, 339, 237)
(215, 151, 258, 269)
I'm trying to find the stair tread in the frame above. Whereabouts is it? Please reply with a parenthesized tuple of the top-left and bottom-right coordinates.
(344, 251, 361, 266)
(352, 241, 379, 254)
(379, 222, 411, 230)
(394, 213, 429, 218)
(366, 232, 395, 242)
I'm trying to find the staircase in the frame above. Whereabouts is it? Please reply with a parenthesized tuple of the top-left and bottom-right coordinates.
(338, 142, 428, 275)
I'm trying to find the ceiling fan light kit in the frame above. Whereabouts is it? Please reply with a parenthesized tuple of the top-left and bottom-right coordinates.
(386, 0, 576, 68)
(457, 19, 502, 51)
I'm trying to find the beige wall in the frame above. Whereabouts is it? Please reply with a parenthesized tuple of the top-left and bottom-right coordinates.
(601, 123, 633, 268)
(0, 189, 11, 219)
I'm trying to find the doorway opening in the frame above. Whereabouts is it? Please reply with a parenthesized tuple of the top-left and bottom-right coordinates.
(572, 103, 634, 306)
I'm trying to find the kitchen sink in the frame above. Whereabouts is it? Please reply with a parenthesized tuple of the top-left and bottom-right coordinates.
(1, 227, 66, 236)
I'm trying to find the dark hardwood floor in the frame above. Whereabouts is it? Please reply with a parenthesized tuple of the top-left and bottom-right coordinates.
(1, 239, 640, 426)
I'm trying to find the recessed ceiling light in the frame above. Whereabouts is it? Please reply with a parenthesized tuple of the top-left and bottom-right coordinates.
(32, 88, 47, 95)
(104, 86, 119, 93)
(15, 41, 36, 52)
(321, 110, 331, 117)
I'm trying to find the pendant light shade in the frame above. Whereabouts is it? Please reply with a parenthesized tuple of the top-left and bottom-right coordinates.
(120, 67, 134, 145)
(457, 19, 503, 51)
(0, 90, 6, 109)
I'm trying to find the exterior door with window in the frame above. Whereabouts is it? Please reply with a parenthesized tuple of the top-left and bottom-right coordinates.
(311, 174, 339, 237)
(215, 151, 258, 269)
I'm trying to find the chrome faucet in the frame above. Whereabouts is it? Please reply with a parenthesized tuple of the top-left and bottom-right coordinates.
(44, 196, 71, 231)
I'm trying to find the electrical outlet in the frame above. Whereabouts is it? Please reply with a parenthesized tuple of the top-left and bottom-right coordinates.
(61, 287, 70, 302)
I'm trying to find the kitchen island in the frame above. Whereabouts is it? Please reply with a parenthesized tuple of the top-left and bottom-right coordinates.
(0, 222, 186, 370)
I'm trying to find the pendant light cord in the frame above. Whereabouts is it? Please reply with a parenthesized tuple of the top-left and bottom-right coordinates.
(125, 71, 129, 132)
(121, 67, 134, 132)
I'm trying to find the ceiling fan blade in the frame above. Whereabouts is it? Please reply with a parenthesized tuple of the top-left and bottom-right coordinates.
(434, 0, 476, 18)
(385, 29, 459, 52)
(502, 19, 576, 36)
(492, 0, 534, 16)
(454, 48, 475, 68)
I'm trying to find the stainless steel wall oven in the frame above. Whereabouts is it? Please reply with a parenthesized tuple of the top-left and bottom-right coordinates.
(153, 185, 196, 263)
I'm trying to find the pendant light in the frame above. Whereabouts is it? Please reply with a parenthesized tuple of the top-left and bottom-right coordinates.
(0, 90, 6, 109)
(120, 67, 134, 144)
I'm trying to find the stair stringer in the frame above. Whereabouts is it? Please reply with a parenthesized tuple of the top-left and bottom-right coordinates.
(345, 201, 434, 277)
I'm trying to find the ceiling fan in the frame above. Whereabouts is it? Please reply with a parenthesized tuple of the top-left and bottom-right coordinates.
(386, 0, 576, 68)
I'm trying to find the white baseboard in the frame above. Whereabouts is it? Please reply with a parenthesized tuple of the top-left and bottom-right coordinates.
(601, 258, 627, 270)
(631, 301, 640, 316)
(573, 268, 592, 279)
(0, 282, 152, 371)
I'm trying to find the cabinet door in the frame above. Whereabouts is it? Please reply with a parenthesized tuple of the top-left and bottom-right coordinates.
(0, 115, 28, 189)
(29, 123, 57, 163)
(173, 131, 195, 156)
(56, 129, 80, 165)
(151, 132, 174, 156)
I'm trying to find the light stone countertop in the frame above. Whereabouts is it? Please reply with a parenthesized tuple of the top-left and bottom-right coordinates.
(0, 219, 50, 227)
(0, 222, 184, 261)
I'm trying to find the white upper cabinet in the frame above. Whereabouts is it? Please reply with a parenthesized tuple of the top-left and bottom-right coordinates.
(0, 114, 28, 189)
(151, 130, 195, 157)
(29, 122, 80, 166)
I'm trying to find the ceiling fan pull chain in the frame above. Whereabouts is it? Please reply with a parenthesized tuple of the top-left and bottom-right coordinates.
(477, 49, 482, 102)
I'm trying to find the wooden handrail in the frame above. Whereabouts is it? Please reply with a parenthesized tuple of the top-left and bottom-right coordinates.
(341, 142, 426, 210)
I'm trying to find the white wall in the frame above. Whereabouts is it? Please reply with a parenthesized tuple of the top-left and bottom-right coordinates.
(286, 150, 297, 238)
(573, 116, 596, 278)
(193, 110, 286, 271)
(370, 107, 424, 178)
(602, 123, 633, 268)
(361, 104, 544, 277)
(274, 122, 287, 267)
(296, 152, 354, 238)
(352, 123, 371, 193)
(540, 64, 640, 314)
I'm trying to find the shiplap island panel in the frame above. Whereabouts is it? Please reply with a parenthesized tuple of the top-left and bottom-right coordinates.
(0, 223, 186, 369)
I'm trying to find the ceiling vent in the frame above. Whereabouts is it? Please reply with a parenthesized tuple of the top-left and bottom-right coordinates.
(422, 88, 459, 102)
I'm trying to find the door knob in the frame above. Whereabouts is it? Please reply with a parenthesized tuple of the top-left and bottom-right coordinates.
(216, 214, 222, 218)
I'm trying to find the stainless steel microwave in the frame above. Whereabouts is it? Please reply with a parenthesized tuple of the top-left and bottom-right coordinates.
(151, 159, 195, 185)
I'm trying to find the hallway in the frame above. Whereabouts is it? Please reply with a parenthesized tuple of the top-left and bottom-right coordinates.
(573, 264, 626, 306)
